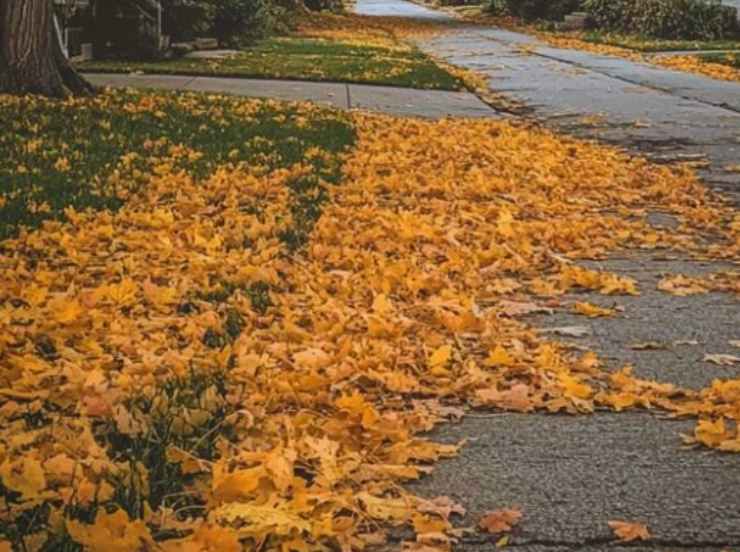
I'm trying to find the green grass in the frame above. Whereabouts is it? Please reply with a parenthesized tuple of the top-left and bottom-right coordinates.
(75, 37, 465, 90)
(698, 51, 740, 68)
(582, 30, 740, 52)
(0, 89, 355, 242)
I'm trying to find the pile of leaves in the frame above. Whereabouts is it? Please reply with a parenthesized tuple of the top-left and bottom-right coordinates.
(0, 89, 739, 551)
(296, 12, 455, 48)
(653, 53, 740, 82)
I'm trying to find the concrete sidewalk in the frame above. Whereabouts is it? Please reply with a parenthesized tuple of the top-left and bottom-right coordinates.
(83, 73, 498, 120)
(353, 0, 740, 550)
(417, 25, 740, 199)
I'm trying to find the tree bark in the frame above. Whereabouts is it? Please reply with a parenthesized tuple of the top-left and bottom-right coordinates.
(0, 0, 94, 98)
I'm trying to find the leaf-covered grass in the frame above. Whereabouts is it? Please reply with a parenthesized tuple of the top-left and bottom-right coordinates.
(0, 90, 355, 242)
(698, 51, 740, 68)
(75, 37, 465, 90)
(581, 30, 740, 52)
(2, 85, 740, 552)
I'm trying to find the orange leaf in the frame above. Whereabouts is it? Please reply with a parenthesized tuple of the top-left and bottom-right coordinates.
(479, 509, 523, 534)
(608, 520, 650, 542)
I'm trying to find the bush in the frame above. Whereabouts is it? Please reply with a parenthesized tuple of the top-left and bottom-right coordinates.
(584, 0, 739, 40)
(438, 0, 482, 6)
(206, 0, 281, 45)
(166, 0, 294, 47)
(304, 0, 344, 11)
(163, 1, 213, 42)
(488, 0, 584, 21)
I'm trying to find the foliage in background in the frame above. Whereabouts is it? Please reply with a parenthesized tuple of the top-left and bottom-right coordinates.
(584, 0, 739, 40)
(207, 0, 286, 45)
(580, 30, 740, 51)
(488, 0, 584, 21)
(304, 0, 345, 12)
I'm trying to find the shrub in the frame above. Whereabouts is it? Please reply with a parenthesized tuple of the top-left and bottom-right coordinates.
(584, 0, 739, 40)
(206, 0, 281, 45)
(167, 0, 294, 47)
(438, 0, 481, 6)
(163, 0, 213, 42)
(488, 0, 584, 21)
(304, 0, 344, 11)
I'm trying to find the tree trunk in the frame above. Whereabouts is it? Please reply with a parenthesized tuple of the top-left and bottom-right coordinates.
(0, 0, 94, 98)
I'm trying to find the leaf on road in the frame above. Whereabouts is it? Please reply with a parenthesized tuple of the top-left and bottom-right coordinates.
(630, 341, 669, 350)
(608, 520, 651, 542)
(573, 302, 615, 318)
(657, 275, 708, 296)
(418, 496, 466, 520)
(704, 354, 740, 366)
(479, 509, 523, 534)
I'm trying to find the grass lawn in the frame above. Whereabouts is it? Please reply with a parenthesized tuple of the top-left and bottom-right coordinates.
(581, 31, 740, 52)
(0, 89, 354, 243)
(75, 36, 465, 90)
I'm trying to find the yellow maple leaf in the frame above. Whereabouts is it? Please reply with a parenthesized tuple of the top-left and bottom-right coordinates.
(0, 457, 46, 499)
(694, 418, 731, 448)
(428, 345, 452, 375)
(657, 275, 707, 296)
(485, 345, 514, 367)
(573, 302, 615, 318)
(160, 524, 242, 552)
(49, 296, 83, 324)
(357, 492, 414, 522)
(372, 293, 394, 314)
(67, 509, 154, 552)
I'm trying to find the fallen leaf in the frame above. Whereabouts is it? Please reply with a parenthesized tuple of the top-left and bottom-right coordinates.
(485, 345, 514, 367)
(479, 509, 523, 534)
(0, 457, 46, 500)
(657, 275, 707, 296)
(429, 345, 453, 369)
(704, 354, 740, 366)
(499, 300, 553, 317)
(630, 341, 668, 350)
(418, 496, 466, 519)
(608, 520, 650, 542)
(573, 302, 615, 318)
